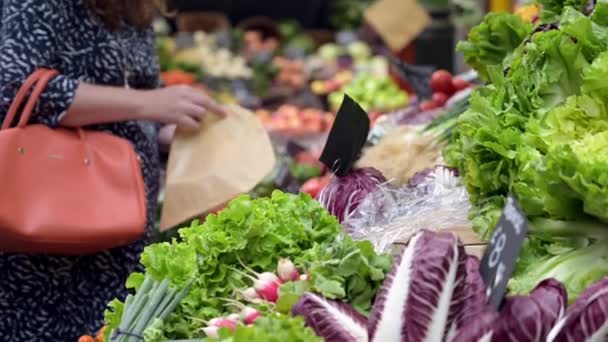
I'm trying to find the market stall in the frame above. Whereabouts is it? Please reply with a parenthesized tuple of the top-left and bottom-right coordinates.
(77, 0, 608, 341)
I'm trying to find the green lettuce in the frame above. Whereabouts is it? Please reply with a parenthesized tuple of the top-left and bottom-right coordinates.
(449, 4, 608, 301)
(456, 12, 532, 81)
(510, 238, 608, 302)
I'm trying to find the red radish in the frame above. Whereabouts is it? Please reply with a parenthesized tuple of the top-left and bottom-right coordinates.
(209, 317, 238, 329)
(277, 258, 300, 282)
(202, 326, 219, 338)
(299, 274, 309, 282)
(231, 256, 281, 302)
(227, 313, 241, 322)
(420, 100, 439, 111)
(254, 272, 281, 302)
(432, 92, 449, 106)
(451, 77, 470, 92)
(240, 307, 261, 325)
(430, 70, 455, 95)
(241, 287, 262, 303)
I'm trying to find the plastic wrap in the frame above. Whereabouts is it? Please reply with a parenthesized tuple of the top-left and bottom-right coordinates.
(343, 166, 471, 253)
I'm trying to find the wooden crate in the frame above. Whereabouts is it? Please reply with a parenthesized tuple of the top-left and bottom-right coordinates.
(391, 227, 487, 259)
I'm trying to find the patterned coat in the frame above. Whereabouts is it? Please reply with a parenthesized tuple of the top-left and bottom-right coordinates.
(0, 0, 161, 340)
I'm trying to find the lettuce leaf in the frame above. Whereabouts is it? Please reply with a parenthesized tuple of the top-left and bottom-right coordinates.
(537, 0, 588, 23)
(456, 12, 532, 81)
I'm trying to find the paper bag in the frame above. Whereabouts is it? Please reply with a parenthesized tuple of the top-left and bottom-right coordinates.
(364, 0, 430, 51)
(160, 104, 276, 230)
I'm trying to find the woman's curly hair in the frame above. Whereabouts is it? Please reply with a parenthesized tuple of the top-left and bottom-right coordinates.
(83, 0, 169, 30)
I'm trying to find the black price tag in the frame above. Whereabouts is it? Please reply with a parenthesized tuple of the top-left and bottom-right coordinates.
(480, 195, 529, 309)
(319, 95, 370, 176)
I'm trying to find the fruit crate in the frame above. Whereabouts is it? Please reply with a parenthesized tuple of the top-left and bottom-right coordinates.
(391, 227, 487, 259)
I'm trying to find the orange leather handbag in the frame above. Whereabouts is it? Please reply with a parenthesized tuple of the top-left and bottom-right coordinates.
(0, 68, 147, 254)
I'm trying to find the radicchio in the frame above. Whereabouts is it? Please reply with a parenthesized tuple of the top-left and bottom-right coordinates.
(367, 230, 466, 342)
(447, 256, 490, 341)
(547, 277, 608, 341)
(292, 293, 368, 342)
(317, 167, 388, 222)
(452, 278, 567, 341)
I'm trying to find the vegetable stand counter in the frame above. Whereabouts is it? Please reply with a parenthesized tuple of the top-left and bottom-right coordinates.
(391, 227, 486, 259)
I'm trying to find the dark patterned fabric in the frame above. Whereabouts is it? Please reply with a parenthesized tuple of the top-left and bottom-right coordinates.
(0, 0, 161, 340)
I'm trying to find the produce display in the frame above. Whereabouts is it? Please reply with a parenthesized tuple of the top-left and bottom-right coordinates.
(445, 3, 608, 302)
(329, 75, 409, 112)
(256, 105, 334, 135)
(82, 2, 608, 341)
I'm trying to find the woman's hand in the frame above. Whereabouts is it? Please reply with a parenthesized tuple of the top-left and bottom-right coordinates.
(158, 124, 176, 152)
(135, 85, 226, 131)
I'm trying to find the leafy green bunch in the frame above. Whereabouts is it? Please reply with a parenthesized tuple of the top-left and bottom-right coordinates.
(447, 1, 608, 301)
(106, 191, 391, 339)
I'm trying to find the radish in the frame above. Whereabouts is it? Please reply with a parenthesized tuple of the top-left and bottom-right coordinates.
(277, 258, 300, 282)
(254, 272, 281, 302)
(240, 287, 262, 303)
(209, 317, 238, 329)
(203, 317, 238, 338)
(202, 326, 219, 338)
(292, 292, 368, 342)
(299, 274, 309, 282)
(227, 313, 240, 322)
(240, 307, 261, 325)
(367, 230, 466, 342)
(230, 256, 281, 303)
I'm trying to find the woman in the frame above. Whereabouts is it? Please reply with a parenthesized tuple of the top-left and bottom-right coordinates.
(0, 0, 223, 340)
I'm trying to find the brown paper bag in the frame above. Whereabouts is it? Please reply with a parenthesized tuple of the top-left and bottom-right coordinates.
(364, 0, 431, 51)
(160, 104, 276, 230)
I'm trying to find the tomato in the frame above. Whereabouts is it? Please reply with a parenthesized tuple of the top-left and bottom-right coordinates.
(420, 100, 439, 111)
(430, 70, 454, 95)
(301, 178, 322, 198)
(452, 77, 471, 91)
(432, 92, 449, 107)
(301, 176, 330, 198)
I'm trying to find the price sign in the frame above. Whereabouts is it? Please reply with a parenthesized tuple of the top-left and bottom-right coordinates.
(480, 195, 529, 309)
(319, 95, 370, 176)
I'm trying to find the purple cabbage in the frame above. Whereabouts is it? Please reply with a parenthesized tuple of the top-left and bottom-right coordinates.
(317, 167, 388, 222)
(291, 292, 368, 342)
(547, 277, 608, 341)
(367, 230, 466, 342)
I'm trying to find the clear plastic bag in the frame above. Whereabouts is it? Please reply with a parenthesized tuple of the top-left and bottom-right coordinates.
(343, 166, 471, 253)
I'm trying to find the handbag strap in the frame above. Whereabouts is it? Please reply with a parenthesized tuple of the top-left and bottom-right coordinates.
(2, 69, 47, 130)
(17, 69, 60, 128)
(1, 68, 60, 130)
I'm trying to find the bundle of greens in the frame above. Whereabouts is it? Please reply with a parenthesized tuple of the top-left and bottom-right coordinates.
(447, 0, 608, 301)
(105, 191, 391, 339)
(106, 275, 191, 342)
